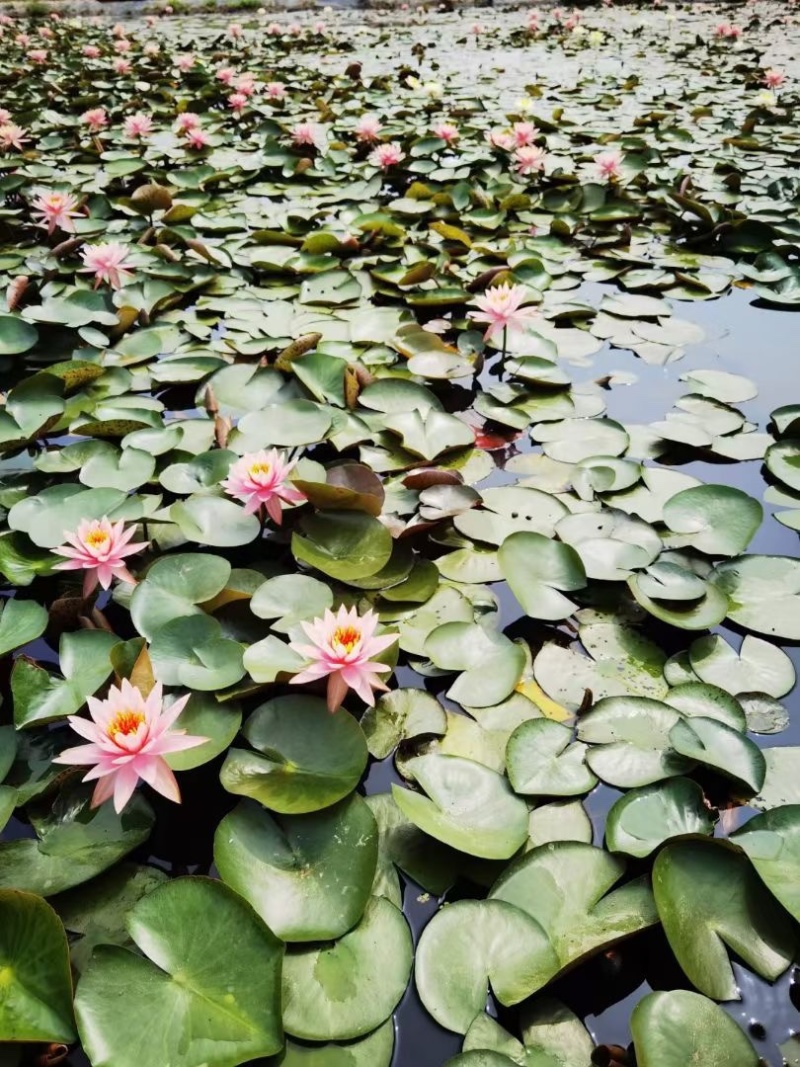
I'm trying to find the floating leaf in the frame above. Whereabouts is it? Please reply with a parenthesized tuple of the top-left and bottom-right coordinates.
(631, 990, 758, 1067)
(605, 778, 715, 858)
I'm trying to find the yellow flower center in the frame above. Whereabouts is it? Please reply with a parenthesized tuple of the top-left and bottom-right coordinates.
(332, 626, 361, 654)
(85, 529, 110, 548)
(249, 461, 271, 477)
(108, 710, 145, 738)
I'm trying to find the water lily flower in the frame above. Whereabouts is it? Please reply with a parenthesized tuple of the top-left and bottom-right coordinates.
(292, 120, 321, 147)
(114, 38, 132, 53)
(369, 142, 406, 169)
(471, 282, 540, 342)
(175, 111, 201, 132)
(143, 42, 160, 56)
(0, 109, 11, 125)
(433, 122, 459, 143)
(221, 449, 306, 522)
(588, 29, 604, 46)
(53, 679, 207, 813)
(228, 92, 248, 114)
(113, 57, 132, 75)
(470, 22, 484, 34)
(83, 44, 101, 58)
(514, 144, 547, 175)
(593, 148, 624, 181)
(0, 123, 28, 151)
(216, 65, 237, 84)
(227, 21, 244, 38)
(314, 21, 326, 33)
(28, 48, 48, 64)
(355, 114, 383, 142)
(289, 605, 399, 712)
(111, 22, 126, 36)
(266, 81, 287, 100)
(517, 96, 534, 112)
(15, 33, 30, 47)
(511, 121, 539, 146)
(755, 89, 777, 107)
(38, 26, 54, 38)
(53, 517, 148, 596)
(764, 69, 785, 88)
(235, 73, 257, 96)
(31, 189, 80, 234)
(123, 112, 153, 139)
(176, 53, 195, 72)
(80, 242, 134, 290)
(185, 127, 211, 150)
(289, 22, 303, 35)
(486, 127, 516, 151)
(267, 22, 282, 34)
(82, 107, 108, 132)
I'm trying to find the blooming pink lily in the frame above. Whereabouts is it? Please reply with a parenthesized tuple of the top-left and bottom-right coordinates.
(593, 149, 624, 181)
(486, 127, 516, 151)
(511, 121, 539, 147)
(80, 243, 134, 290)
(764, 69, 785, 88)
(31, 189, 80, 234)
(185, 127, 211, 150)
(433, 122, 459, 144)
(471, 282, 540, 342)
(28, 48, 48, 64)
(369, 142, 405, 169)
(175, 112, 201, 132)
(228, 92, 248, 114)
(83, 44, 101, 58)
(53, 679, 207, 813)
(123, 113, 153, 139)
(515, 144, 546, 175)
(355, 114, 383, 142)
(289, 605, 399, 712)
(81, 107, 108, 132)
(292, 120, 321, 147)
(221, 449, 306, 523)
(266, 81, 287, 100)
(216, 65, 236, 84)
(113, 57, 133, 75)
(176, 53, 195, 72)
(114, 38, 132, 53)
(0, 123, 28, 151)
(53, 517, 148, 596)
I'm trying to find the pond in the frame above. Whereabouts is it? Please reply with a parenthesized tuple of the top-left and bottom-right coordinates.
(1, 2, 800, 1066)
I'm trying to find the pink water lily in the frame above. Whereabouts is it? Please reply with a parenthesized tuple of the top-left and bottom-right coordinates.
(292, 120, 321, 146)
(80, 242, 133, 289)
(471, 282, 540, 342)
(123, 112, 153, 139)
(83, 44, 101, 58)
(53, 679, 207, 813)
(175, 111, 201, 132)
(514, 144, 546, 175)
(289, 605, 399, 712)
(433, 122, 459, 144)
(764, 69, 785, 88)
(114, 38, 132, 53)
(82, 107, 107, 131)
(0, 123, 28, 151)
(185, 127, 211, 150)
(369, 142, 405, 169)
(31, 189, 80, 234)
(53, 517, 148, 596)
(228, 92, 248, 114)
(355, 114, 383, 142)
(486, 127, 516, 151)
(266, 81, 287, 100)
(176, 53, 195, 72)
(28, 48, 48, 64)
(216, 65, 236, 84)
(113, 57, 132, 75)
(593, 148, 624, 181)
(511, 121, 539, 146)
(221, 449, 306, 523)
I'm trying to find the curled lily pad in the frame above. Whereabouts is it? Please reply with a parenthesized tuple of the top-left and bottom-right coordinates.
(653, 839, 795, 1000)
(710, 555, 800, 640)
(292, 511, 393, 580)
(392, 754, 529, 860)
(732, 806, 800, 923)
(361, 688, 447, 759)
(220, 696, 368, 814)
(605, 779, 715, 858)
(506, 720, 597, 797)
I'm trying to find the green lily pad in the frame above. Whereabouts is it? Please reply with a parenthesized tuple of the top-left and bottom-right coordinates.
(668, 717, 765, 793)
(282, 896, 412, 1041)
(605, 778, 715, 858)
(0, 598, 47, 657)
(506, 720, 597, 797)
(220, 696, 368, 813)
(0, 889, 76, 1043)
(75, 878, 284, 1067)
(732, 806, 800, 923)
(214, 796, 378, 941)
(710, 555, 800, 640)
(270, 1023, 395, 1066)
(361, 687, 447, 759)
(148, 614, 245, 691)
(425, 622, 526, 708)
(631, 990, 758, 1067)
(392, 754, 529, 860)
(293, 510, 393, 580)
(170, 494, 261, 547)
(130, 552, 232, 640)
(687, 634, 795, 699)
(653, 839, 796, 1000)
(662, 485, 762, 556)
(498, 532, 586, 621)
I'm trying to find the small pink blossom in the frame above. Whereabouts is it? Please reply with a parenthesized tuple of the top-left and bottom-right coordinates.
(31, 189, 80, 234)
(175, 111, 201, 132)
(593, 148, 624, 181)
(111, 22, 126, 36)
(514, 144, 546, 175)
(222, 449, 306, 522)
(764, 68, 785, 88)
(355, 114, 383, 142)
(80, 243, 133, 290)
(471, 282, 540, 341)
(228, 92, 248, 114)
(53, 517, 147, 596)
(0, 109, 11, 125)
(82, 107, 108, 132)
(113, 57, 132, 75)
(216, 65, 236, 84)
(267, 22, 282, 34)
(123, 113, 153, 139)
(511, 121, 539, 147)
(0, 123, 28, 151)
(292, 120, 321, 147)
(486, 127, 516, 151)
(227, 21, 244, 38)
(176, 53, 195, 72)
(470, 22, 484, 34)
(235, 73, 257, 96)
(369, 142, 405, 169)
(27, 49, 48, 64)
(313, 20, 326, 33)
(15, 33, 30, 47)
(53, 679, 207, 813)
(83, 44, 101, 58)
(185, 127, 211, 150)
(289, 605, 399, 712)
(266, 81, 286, 100)
(146, 15, 157, 26)
(433, 122, 459, 144)
(143, 42, 160, 56)
(38, 26, 54, 38)
(114, 38, 132, 53)
(288, 22, 303, 35)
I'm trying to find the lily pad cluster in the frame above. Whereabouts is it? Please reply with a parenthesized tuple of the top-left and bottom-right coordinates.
(1, 1, 800, 1065)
